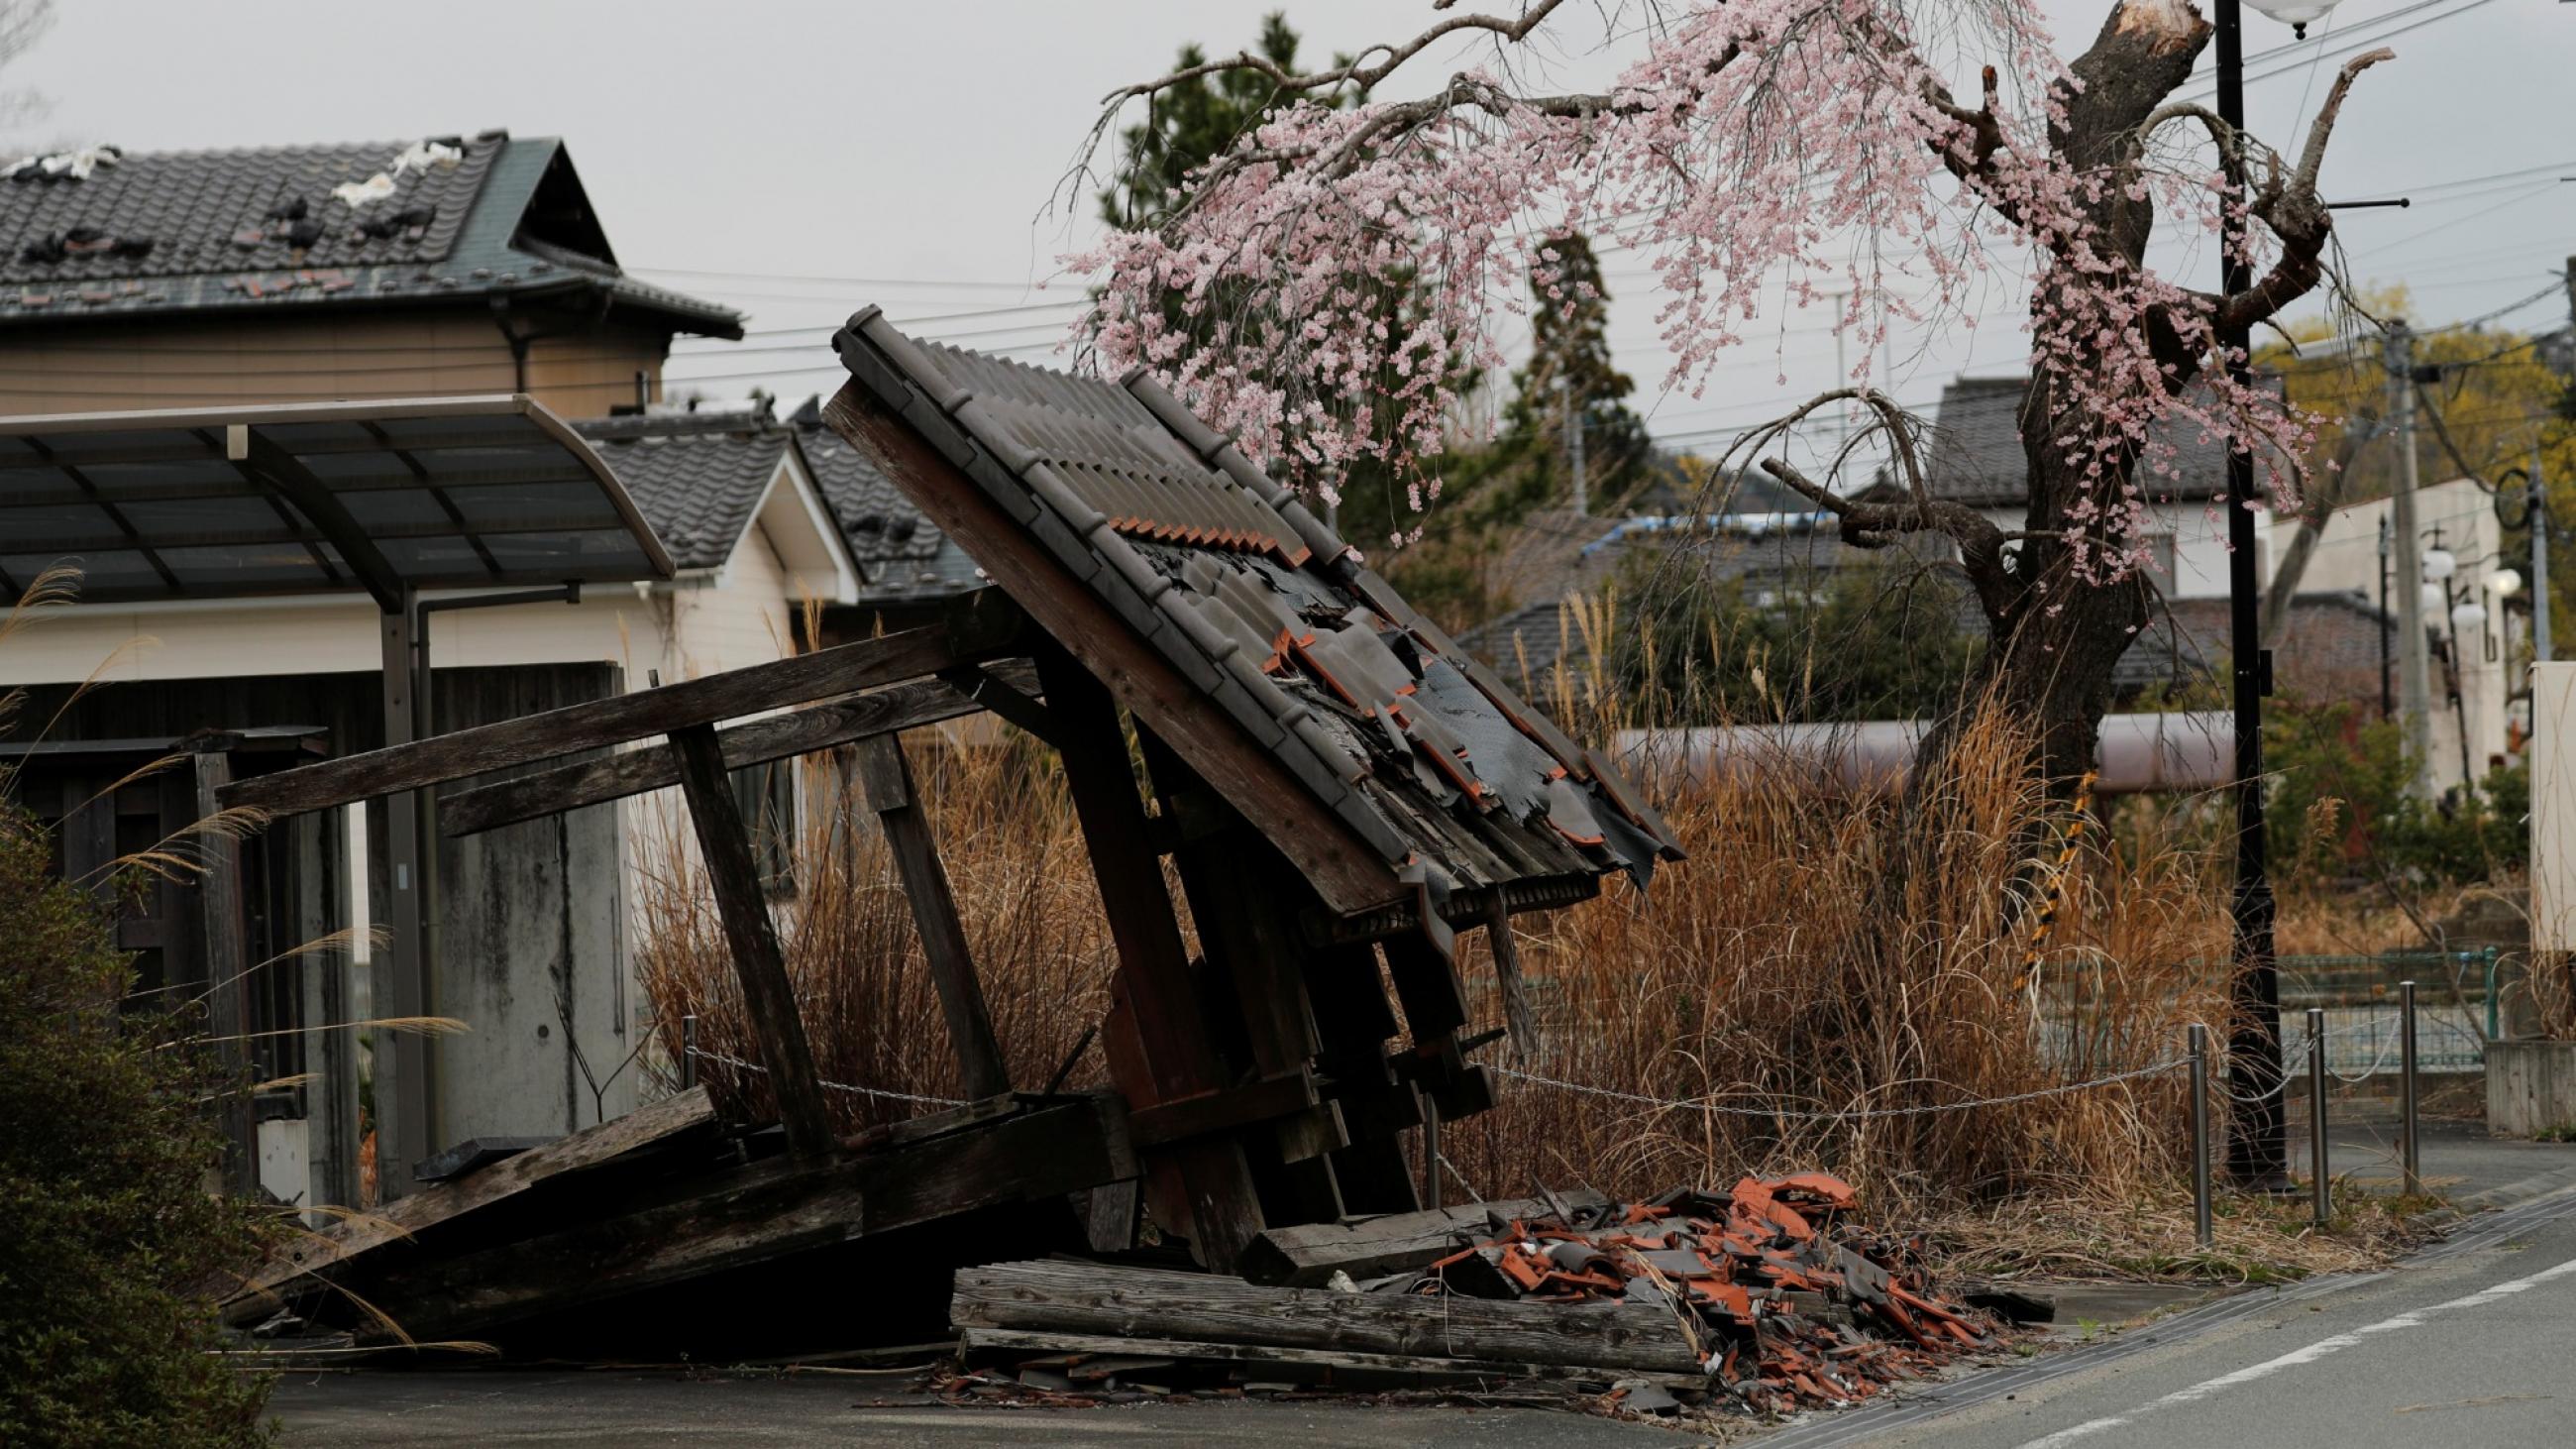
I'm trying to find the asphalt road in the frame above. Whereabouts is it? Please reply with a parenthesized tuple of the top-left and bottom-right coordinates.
(1795, 1185, 2576, 1449)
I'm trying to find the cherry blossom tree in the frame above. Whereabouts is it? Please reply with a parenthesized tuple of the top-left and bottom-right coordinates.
(1065, 0, 2391, 783)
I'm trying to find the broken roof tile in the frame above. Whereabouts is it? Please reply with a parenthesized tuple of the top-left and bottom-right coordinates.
(831, 308, 1685, 907)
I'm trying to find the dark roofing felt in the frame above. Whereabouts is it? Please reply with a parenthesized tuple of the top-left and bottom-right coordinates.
(1919, 375, 2276, 508)
(575, 415, 788, 572)
(833, 311, 1685, 896)
(0, 134, 737, 335)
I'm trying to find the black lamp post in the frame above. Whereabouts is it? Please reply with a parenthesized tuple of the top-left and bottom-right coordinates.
(2218, 0, 2340, 1190)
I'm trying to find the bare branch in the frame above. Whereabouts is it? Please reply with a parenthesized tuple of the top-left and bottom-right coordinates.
(1098, 0, 1578, 108)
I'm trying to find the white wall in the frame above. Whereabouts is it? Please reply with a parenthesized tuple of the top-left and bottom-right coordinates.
(2532, 662, 2576, 953)
(2302, 478, 2514, 796)
(1976, 498, 2269, 602)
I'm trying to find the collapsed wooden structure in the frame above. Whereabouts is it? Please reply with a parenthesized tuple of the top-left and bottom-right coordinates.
(217, 313, 1681, 1329)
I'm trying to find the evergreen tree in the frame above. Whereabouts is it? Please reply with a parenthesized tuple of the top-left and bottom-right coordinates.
(1500, 235, 1655, 510)
(1100, 14, 1324, 229)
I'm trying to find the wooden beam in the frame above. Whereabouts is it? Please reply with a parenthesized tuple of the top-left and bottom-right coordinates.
(438, 662, 1035, 837)
(938, 665, 1058, 746)
(1303, 942, 1419, 1216)
(956, 1326, 1704, 1392)
(1127, 1067, 1320, 1151)
(1037, 644, 1267, 1272)
(852, 732, 1011, 1101)
(950, 1260, 1700, 1375)
(821, 386, 1399, 918)
(668, 724, 835, 1162)
(221, 1086, 717, 1322)
(220, 594, 1020, 818)
(1236, 1193, 1609, 1288)
(363, 1097, 1134, 1341)
(191, 749, 260, 1199)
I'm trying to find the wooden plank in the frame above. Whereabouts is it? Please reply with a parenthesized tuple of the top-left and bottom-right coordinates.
(220, 599, 1019, 817)
(822, 386, 1400, 918)
(853, 732, 1011, 1100)
(1127, 1068, 1319, 1151)
(957, 1326, 1704, 1392)
(950, 1260, 1699, 1375)
(1134, 727, 1342, 1223)
(1380, 934, 1471, 1044)
(438, 662, 1035, 837)
(1037, 644, 1267, 1272)
(669, 724, 836, 1162)
(939, 665, 1058, 746)
(1483, 894, 1540, 1059)
(1303, 942, 1419, 1216)
(221, 1086, 717, 1320)
(363, 1098, 1134, 1341)
(1236, 1193, 1610, 1288)
(192, 749, 260, 1199)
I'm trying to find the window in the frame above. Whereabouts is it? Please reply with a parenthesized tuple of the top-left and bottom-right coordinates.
(730, 759, 799, 900)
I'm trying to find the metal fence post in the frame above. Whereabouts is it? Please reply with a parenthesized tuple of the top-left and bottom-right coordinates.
(2191, 1023, 2213, 1249)
(2483, 947, 2500, 1046)
(2400, 981, 2420, 1196)
(2308, 1006, 2329, 1229)
(682, 1013, 698, 1090)
(1421, 1102, 1443, 1211)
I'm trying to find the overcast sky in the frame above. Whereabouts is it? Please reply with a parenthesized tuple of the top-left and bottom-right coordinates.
(12, 1, 2572, 459)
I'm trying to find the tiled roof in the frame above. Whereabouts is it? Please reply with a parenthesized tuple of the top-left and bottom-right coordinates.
(833, 313, 1686, 897)
(0, 134, 737, 335)
(575, 413, 787, 571)
(790, 410, 984, 604)
(1917, 375, 2274, 508)
(2137, 590, 2393, 704)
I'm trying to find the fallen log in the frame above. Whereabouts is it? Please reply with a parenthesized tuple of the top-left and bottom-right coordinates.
(957, 1325, 1705, 1392)
(1235, 1191, 1608, 1287)
(220, 1087, 718, 1324)
(949, 1259, 1698, 1375)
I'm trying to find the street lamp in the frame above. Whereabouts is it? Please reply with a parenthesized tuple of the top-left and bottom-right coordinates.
(2244, 0, 2335, 38)
(2217, 0, 2343, 1191)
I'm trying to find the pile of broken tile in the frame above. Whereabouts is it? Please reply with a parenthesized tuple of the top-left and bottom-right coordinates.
(947, 1174, 2009, 1422)
(1397, 1173, 1998, 1415)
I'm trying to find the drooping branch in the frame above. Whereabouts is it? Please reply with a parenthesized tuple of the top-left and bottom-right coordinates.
(1759, 454, 2023, 626)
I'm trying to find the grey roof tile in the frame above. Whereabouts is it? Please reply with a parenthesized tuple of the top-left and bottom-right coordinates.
(833, 311, 1684, 895)
(575, 413, 784, 571)
(0, 134, 737, 335)
(1919, 374, 2279, 508)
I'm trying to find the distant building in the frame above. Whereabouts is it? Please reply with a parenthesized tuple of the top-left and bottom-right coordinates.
(0, 132, 740, 415)
(1860, 375, 2278, 602)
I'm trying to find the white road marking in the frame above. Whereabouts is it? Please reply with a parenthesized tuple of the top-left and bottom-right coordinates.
(2010, 1252, 2576, 1449)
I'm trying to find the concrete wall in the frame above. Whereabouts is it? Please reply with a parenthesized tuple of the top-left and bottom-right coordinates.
(2488, 1040, 2576, 1137)
(430, 664, 634, 1143)
(2530, 663, 2576, 955)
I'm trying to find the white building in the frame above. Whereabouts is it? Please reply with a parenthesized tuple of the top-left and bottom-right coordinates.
(2299, 476, 2516, 796)
(0, 401, 861, 1207)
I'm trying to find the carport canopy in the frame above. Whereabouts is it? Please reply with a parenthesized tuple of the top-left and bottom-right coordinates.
(0, 394, 674, 610)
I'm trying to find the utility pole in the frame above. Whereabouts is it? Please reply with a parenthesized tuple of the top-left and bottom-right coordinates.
(2388, 319, 2434, 797)
(2378, 514, 2394, 718)
(2215, 0, 2288, 1192)
(2534, 437, 2553, 665)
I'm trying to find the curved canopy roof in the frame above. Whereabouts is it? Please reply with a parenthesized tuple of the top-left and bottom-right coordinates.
(0, 394, 672, 610)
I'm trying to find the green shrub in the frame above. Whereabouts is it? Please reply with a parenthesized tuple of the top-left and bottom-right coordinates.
(2266, 696, 2525, 887)
(0, 804, 274, 1446)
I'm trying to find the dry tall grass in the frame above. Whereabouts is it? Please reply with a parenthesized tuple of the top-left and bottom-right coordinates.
(639, 696, 2252, 1237)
